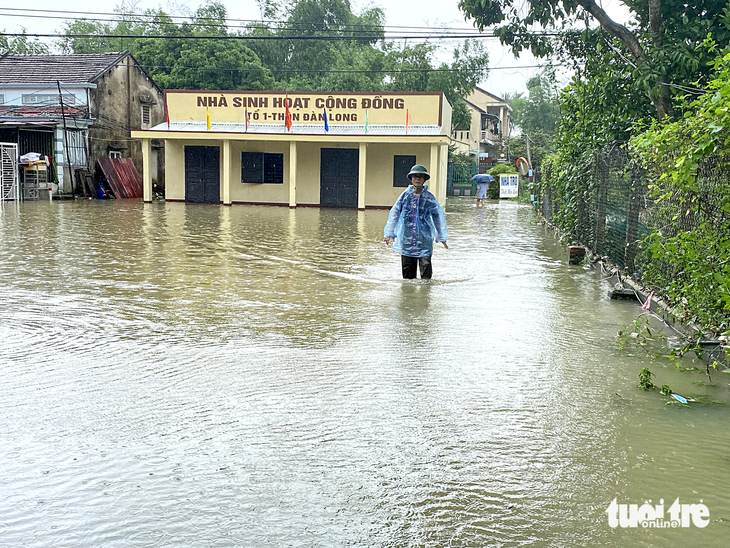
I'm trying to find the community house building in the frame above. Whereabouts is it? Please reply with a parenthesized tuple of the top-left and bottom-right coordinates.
(131, 90, 452, 208)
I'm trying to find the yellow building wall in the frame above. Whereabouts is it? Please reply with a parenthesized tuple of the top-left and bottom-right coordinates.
(363, 143, 434, 208)
(164, 139, 225, 202)
(295, 142, 325, 205)
(229, 140, 290, 204)
(140, 91, 452, 206)
(166, 91, 446, 127)
(438, 144, 449, 203)
(440, 99, 452, 140)
(163, 138, 447, 207)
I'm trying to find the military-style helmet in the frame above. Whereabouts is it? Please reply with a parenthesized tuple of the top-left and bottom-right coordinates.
(407, 164, 430, 181)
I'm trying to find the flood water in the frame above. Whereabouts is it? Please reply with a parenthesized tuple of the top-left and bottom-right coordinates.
(1, 197, 729, 547)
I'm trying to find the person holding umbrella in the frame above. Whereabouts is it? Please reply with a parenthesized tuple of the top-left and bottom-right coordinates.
(471, 173, 494, 207)
(384, 164, 448, 280)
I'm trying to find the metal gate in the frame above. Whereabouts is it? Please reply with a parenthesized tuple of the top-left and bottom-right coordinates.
(1, 142, 19, 201)
(447, 162, 477, 196)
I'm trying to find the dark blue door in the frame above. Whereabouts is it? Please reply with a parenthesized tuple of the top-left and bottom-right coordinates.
(320, 148, 359, 208)
(185, 146, 220, 203)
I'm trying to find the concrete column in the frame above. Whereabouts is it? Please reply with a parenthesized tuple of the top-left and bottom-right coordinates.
(500, 106, 505, 141)
(358, 142, 367, 210)
(222, 139, 231, 205)
(55, 127, 66, 193)
(142, 138, 152, 203)
(289, 141, 297, 208)
(429, 142, 445, 204)
(439, 142, 448, 205)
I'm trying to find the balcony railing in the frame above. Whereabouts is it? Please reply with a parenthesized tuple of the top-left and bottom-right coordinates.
(480, 130, 501, 144)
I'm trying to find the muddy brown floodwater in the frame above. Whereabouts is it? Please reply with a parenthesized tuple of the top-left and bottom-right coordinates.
(0, 197, 728, 546)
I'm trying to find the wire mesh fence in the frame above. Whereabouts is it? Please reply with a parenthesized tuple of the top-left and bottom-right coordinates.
(640, 154, 730, 315)
(537, 146, 652, 273)
(534, 144, 730, 332)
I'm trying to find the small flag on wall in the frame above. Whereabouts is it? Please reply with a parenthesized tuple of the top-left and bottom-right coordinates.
(284, 96, 292, 131)
(165, 100, 170, 129)
(323, 108, 329, 132)
(364, 109, 369, 134)
(206, 106, 211, 131)
(405, 109, 412, 135)
(245, 108, 250, 132)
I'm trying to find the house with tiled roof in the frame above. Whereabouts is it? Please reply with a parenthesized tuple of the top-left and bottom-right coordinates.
(0, 51, 164, 198)
(450, 87, 512, 166)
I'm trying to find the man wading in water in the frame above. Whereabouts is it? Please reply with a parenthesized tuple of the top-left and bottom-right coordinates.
(384, 164, 448, 279)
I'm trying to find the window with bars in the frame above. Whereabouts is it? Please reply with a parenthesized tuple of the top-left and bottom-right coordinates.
(65, 129, 87, 167)
(141, 105, 151, 127)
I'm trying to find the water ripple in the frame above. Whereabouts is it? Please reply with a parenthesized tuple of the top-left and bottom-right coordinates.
(0, 199, 728, 547)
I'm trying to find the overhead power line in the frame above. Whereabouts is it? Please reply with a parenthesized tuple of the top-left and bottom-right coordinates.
(0, 7, 563, 43)
(2, 13, 463, 36)
(2, 31, 561, 41)
(0, 52, 550, 75)
(138, 64, 548, 73)
(0, 7, 480, 33)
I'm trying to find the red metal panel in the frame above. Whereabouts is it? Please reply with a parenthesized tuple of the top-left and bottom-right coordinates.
(98, 158, 143, 199)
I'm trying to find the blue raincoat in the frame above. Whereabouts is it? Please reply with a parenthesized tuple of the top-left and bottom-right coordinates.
(384, 184, 448, 258)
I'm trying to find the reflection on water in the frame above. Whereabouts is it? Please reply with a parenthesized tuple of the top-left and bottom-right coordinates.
(0, 198, 729, 546)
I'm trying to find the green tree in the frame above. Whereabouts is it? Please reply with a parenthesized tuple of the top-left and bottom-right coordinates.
(505, 67, 559, 174)
(57, 1, 161, 54)
(509, 68, 560, 135)
(507, 129, 555, 172)
(55, 0, 490, 130)
(255, 0, 281, 20)
(58, 1, 274, 91)
(245, 0, 489, 128)
(0, 30, 51, 54)
(457, 0, 730, 121)
(243, 0, 385, 91)
(382, 40, 489, 130)
(428, 40, 490, 130)
(162, 42, 275, 90)
(629, 44, 730, 331)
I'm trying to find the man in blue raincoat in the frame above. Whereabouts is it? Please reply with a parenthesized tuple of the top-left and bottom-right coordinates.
(384, 164, 448, 279)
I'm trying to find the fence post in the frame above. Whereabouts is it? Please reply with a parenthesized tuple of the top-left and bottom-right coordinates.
(542, 181, 551, 220)
(472, 162, 478, 195)
(577, 167, 591, 246)
(595, 152, 609, 255)
(624, 165, 642, 273)
(447, 162, 453, 195)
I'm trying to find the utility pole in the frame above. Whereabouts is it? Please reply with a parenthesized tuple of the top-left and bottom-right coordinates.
(58, 81, 74, 195)
(525, 133, 532, 168)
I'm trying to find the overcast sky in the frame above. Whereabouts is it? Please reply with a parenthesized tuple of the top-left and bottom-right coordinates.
(1, 0, 634, 97)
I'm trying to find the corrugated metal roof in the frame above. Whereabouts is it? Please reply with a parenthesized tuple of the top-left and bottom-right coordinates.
(98, 158, 143, 199)
(0, 53, 129, 84)
(148, 121, 443, 136)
